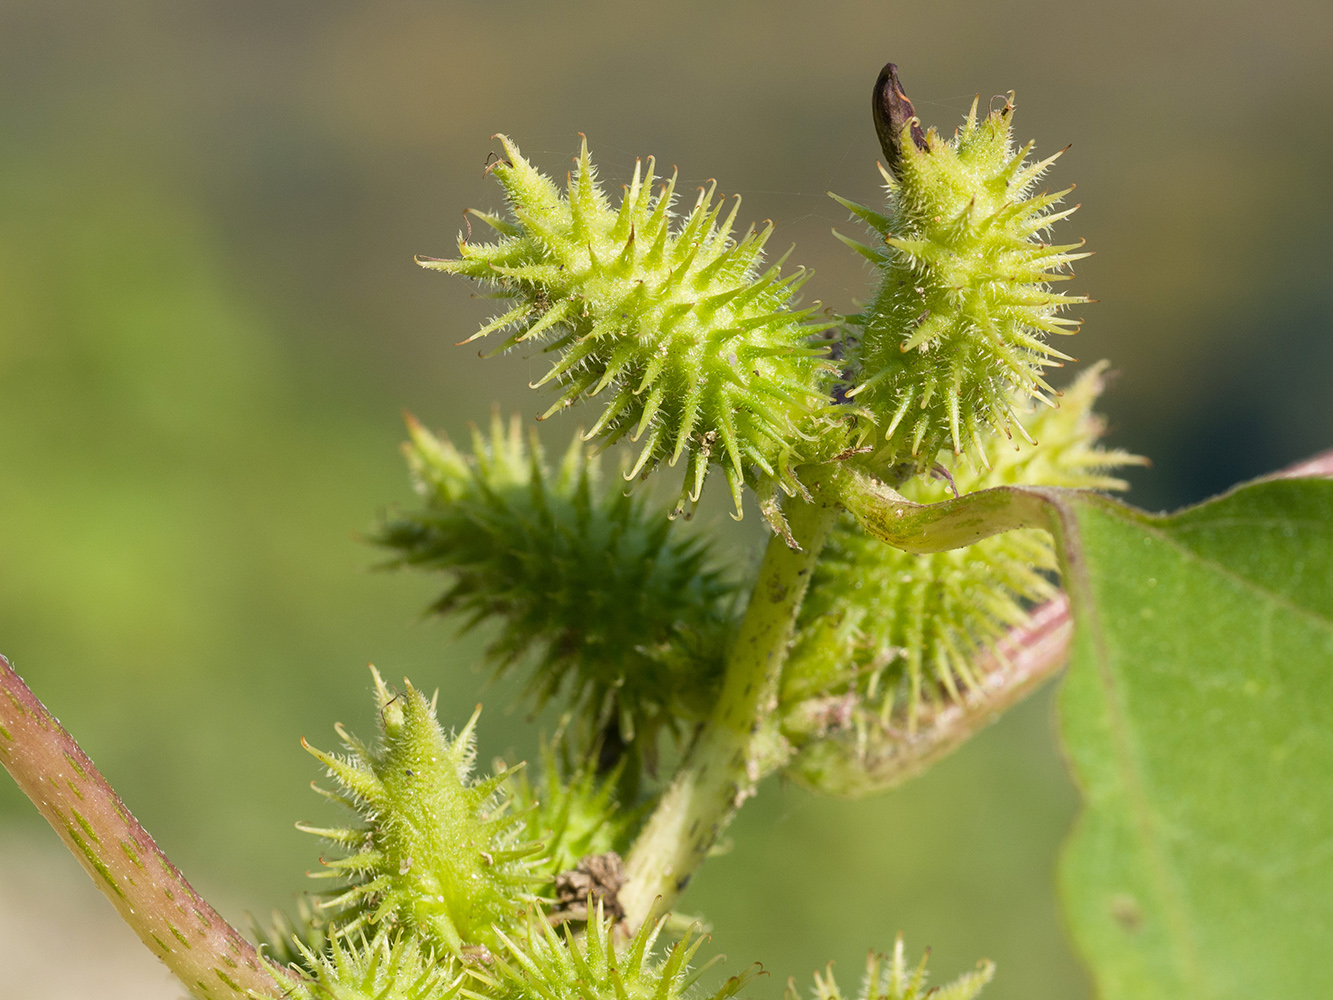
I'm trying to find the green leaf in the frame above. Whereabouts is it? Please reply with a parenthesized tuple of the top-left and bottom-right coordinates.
(818, 454, 1333, 994)
(1055, 474, 1333, 998)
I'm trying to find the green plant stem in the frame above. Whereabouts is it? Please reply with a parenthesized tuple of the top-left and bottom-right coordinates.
(0, 654, 290, 1000)
(619, 494, 837, 927)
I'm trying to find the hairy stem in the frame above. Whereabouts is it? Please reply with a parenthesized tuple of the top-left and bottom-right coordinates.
(620, 495, 838, 927)
(0, 655, 289, 1000)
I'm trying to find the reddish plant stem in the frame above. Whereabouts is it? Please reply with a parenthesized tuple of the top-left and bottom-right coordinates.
(0, 654, 289, 1000)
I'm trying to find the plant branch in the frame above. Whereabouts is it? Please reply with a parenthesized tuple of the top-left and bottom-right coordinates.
(0, 655, 290, 1000)
(619, 495, 838, 927)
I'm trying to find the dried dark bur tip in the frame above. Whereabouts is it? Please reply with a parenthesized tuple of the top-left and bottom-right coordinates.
(872, 62, 928, 178)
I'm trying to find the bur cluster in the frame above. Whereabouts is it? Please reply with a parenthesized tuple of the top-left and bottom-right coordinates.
(273, 62, 1122, 1000)
(270, 673, 764, 1000)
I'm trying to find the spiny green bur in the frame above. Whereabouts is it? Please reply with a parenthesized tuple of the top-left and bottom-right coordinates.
(259, 931, 461, 1000)
(377, 412, 736, 748)
(476, 906, 753, 1000)
(513, 747, 640, 882)
(420, 136, 836, 514)
(301, 671, 543, 956)
(840, 97, 1089, 465)
(788, 936, 994, 1000)
(783, 365, 1142, 733)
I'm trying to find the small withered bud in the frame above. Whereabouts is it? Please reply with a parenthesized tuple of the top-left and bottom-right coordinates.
(872, 62, 927, 177)
(551, 851, 627, 924)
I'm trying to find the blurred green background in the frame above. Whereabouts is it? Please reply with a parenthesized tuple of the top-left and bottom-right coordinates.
(1, 1, 1330, 997)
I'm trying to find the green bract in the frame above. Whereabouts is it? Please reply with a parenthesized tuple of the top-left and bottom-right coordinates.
(783, 364, 1142, 732)
(474, 906, 754, 1000)
(787, 936, 994, 1000)
(258, 931, 461, 1000)
(839, 92, 1088, 466)
(377, 412, 737, 752)
(300, 671, 544, 956)
(420, 136, 836, 514)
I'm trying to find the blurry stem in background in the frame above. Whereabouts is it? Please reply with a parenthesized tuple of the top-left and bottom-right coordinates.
(0, 655, 289, 1000)
(619, 497, 838, 928)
